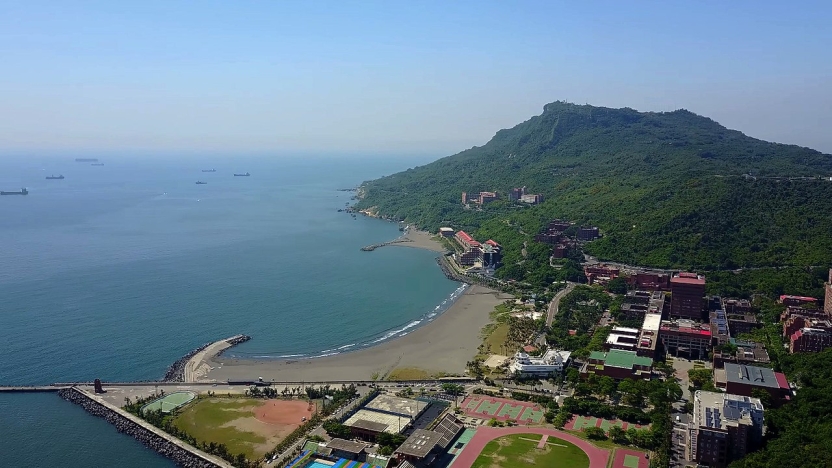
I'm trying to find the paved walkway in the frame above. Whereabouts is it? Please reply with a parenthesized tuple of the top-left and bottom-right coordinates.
(452, 426, 609, 468)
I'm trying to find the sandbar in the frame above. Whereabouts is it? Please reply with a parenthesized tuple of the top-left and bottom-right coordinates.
(203, 285, 512, 382)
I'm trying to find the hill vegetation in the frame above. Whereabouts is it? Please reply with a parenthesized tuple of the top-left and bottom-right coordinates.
(355, 102, 832, 270)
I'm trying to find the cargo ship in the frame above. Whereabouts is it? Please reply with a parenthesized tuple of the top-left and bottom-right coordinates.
(196, 181, 207, 185)
(1, 188, 28, 195)
(202, 169, 216, 172)
(234, 172, 250, 177)
(46, 175, 65, 180)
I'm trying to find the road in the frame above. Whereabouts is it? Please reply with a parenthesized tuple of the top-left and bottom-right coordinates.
(546, 282, 576, 328)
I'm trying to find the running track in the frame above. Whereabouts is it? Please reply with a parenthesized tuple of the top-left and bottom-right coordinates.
(452, 427, 609, 468)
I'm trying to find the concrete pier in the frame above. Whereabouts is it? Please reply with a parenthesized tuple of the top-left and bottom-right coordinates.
(183, 334, 250, 383)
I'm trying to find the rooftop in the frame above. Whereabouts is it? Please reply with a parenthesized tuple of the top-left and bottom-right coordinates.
(589, 349, 653, 369)
(326, 438, 368, 454)
(432, 414, 464, 449)
(724, 363, 787, 390)
(456, 231, 474, 242)
(642, 313, 662, 332)
(780, 295, 818, 302)
(395, 429, 444, 458)
(344, 408, 414, 434)
(345, 417, 389, 433)
(671, 273, 705, 285)
(363, 394, 426, 418)
(693, 391, 764, 431)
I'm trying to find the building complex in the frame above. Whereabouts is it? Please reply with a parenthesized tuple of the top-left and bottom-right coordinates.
(687, 391, 765, 468)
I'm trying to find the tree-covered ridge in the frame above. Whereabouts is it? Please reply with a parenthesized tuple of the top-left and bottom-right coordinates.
(355, 102, 832, 269)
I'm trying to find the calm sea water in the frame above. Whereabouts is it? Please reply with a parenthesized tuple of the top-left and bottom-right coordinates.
(0, 154, 457, 467)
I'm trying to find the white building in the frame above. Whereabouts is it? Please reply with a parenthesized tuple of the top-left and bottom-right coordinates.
(509, 350, 571, 376)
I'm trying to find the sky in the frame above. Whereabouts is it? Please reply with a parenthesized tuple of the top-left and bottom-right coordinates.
(1, 0, 831, 155)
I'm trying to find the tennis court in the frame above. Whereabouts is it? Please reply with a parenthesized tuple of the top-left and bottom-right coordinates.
(141, 391, 196, 414)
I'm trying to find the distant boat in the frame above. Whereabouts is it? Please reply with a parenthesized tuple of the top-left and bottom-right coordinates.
(234, 172, 250, 177)
(1, 188, 28, 195)
(46, 175, 65, 180)
(75, 158, 98, 162)
(91, 163, 104, 166)
(196, 181, 207, 185)
(202, 169, 216, 172)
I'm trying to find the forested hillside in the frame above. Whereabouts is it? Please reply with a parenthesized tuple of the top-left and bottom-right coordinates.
(355, 102, 832, 269)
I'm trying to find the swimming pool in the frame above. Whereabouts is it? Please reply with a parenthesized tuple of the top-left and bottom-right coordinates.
(306, 462, 333, 468)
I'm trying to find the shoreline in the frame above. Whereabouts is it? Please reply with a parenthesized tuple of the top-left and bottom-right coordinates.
(202, 284, 513, 382)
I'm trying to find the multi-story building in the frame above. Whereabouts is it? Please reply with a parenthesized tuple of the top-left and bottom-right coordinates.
(581, 349, 653, 381)
(727, 313, 760, 336)
(509, 350, 571, 377)
(461, 191, 498, 205)
(479, 191, 497, 204)
(508, 187, 526, 202)
(519, 193, 543, 204)
(687, 391, 765, 468)
(584, 264, 620, 285)
(481, 239, 502, 267)
(605, 326, 641, 352)
(670, 273, 706, 320)
(438, 227, 454, 237)
(636, 313, 662, 358)
(723, 363, 790, 404)
(825, 269, 832, 315)
(723, 298, 753, 315)
(710, 309, 732, 346)
(779, 295, 818, 307)
(660, 319, 712, 359)
(577, 226, 600, 241)
(627, 272, 671, 291)
(713, 339, 770, 368)
(790, 327, 832, 353)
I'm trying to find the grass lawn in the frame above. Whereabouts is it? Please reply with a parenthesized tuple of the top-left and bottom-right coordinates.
(482, 322, 510, 354)
(173, 398, 266, 458)
(472, 434, 589, 468)
(387, 367, 431, 380)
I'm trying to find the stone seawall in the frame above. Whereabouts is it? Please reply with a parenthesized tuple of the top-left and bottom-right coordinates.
(58, 388, 230, 468)
(164, 343, 210, 382)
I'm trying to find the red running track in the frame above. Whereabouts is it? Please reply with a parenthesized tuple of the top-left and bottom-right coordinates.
(452, 426, 609, 468)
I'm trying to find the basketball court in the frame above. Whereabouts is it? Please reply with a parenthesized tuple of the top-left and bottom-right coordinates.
(459, 395, 545, 424)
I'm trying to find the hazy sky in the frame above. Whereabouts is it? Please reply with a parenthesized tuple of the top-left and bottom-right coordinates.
(1, 1, 831, 155)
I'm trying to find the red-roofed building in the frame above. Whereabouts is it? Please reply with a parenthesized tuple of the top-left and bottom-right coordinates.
(671, 273, 706, 320)
(584, 264, 620, 285)
(789, 327, 832, 353)
(779, 295, 818, 307)
(661, 319, 713, 359)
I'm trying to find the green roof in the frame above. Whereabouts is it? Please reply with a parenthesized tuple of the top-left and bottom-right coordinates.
(589, 351, 607, 361)
(597, 349, 653, 369)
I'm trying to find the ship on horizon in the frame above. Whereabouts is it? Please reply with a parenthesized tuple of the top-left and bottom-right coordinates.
(75, 158, 98, 162)
(202, 169, 216, 172)
(1, 188, 28, 195)
(91, 163, 104, 166)
(234, 172, 250, 177)
(196, 181, 207, 185)
(46, 175, 65, 180)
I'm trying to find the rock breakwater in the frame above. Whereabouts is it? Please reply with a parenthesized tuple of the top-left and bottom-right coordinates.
(58, 388, 226, 468)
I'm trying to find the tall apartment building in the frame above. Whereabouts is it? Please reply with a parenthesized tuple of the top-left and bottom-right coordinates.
(790, 327, 832, 353)
(687, 391, 765, 468)
(825, 269, 832, 315)
(508, 187, 526, 201)
(577, 226, 600, 241)
(670, 273, 706, 320)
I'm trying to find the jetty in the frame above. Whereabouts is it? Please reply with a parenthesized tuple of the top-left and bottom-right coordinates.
(183, 334, 250, 383)
(360, 238, 413, 251)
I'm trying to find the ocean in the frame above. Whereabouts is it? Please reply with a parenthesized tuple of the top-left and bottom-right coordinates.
(0, 154, 458, 467)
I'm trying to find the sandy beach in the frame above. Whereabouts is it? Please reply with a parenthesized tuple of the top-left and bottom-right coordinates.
(389, 229, 449, 253)
(203, 285, 512, 382)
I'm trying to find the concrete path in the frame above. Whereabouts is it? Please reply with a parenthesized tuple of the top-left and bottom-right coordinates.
(546, 282, 576, 327)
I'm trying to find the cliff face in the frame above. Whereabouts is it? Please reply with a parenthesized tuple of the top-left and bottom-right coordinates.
(355, 102, 832, 269)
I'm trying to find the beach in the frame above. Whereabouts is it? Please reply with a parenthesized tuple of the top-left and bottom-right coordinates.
(205, 284, 512, 382)
(390, 229, 449, 253)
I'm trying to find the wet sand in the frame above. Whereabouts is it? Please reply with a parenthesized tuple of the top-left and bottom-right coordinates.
(203, 285, 512, 382)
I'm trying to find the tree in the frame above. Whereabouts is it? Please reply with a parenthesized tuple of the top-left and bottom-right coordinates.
(608, 425, 627, 444)
(441, 383, 465, 396)
(606, 277, 628, 294)
(688, 368, 715, 390)
(583, 426, 607, 440)
(322, 420, 351, 439)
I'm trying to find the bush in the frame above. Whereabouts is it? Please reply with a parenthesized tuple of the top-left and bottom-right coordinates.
(583, 426, 608, 440)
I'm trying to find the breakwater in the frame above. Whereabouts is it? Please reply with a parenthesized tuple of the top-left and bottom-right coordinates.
(164, 343, 210, 382)
(165, 335, 250, 382)
(58, 387, 230, 468)
(436, 255, 474, 284)
(360, 238, 413, 251)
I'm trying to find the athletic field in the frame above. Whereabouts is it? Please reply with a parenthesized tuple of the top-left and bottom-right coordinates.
(141, 391, 196, 414)
(565, 415, 649, 431)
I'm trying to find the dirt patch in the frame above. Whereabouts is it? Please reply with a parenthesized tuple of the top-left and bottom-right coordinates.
(254, 399, 315, 426)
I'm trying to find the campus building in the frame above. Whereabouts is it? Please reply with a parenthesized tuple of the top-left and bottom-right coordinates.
(789, 326, 832, 353)
(344, 395, 429, 441)
(519, 193, 543, 204)
(627, 272, 671, 291)
(688, 391, 765, 468)
(584, 264, 620, 286)
(509, 350, 571, 377)
(670, 273, 706, 320)
(660, 319, 712, 360)
(713, 339, 770, 368)
(576, 226, 600, 241)
(438, 227, 454, 237)
(723, 363, 790, 404)
(393, 414, 464, 466)
(779, 295, 818, 307)
(581, 349, 653, 381)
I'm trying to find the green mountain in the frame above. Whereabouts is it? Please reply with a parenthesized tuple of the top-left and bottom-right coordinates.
(355, 102, 832, 270)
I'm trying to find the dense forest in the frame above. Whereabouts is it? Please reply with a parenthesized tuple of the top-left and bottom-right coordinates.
(355, 102, 832, 270)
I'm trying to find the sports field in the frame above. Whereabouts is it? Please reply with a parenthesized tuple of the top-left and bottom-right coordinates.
(141, 391, 195, 414)
(471, 433, 589, 468)
(454, 427, 609, 468)
(613, 448, 649, 468)
(173, 398, 315, 458)
(460, 396, 545, 424)
(565, 415, 649, 432)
